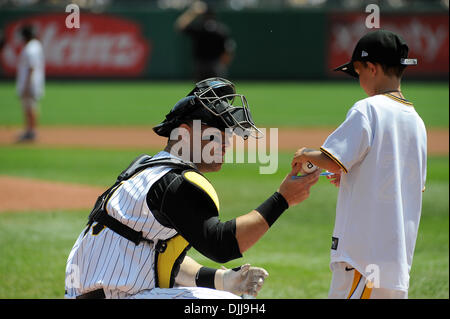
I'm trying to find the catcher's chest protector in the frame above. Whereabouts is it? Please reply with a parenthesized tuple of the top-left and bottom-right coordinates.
(86, 154, 196, 288)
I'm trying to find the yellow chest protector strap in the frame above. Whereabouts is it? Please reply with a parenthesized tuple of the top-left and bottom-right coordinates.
(155, 234, 190, 288)
(183, 170, 220, 211)
(155, 171, 220, 288)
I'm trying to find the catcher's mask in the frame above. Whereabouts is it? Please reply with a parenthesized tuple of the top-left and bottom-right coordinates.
(153, 78, 262, 140)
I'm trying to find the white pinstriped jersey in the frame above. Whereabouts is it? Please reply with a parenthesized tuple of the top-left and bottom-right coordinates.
(65, 152, 180, 298)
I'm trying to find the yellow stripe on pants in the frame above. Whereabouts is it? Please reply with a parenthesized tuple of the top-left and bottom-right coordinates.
(347, 269, 373, 299)
(347, 271, 362, 299)
(361, 284, 373, 299)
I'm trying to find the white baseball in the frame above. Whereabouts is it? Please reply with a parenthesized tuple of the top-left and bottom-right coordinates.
(302, 161, 318, 173)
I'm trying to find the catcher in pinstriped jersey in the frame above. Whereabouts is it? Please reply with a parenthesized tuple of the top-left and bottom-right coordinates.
(65, 78, 320, 299)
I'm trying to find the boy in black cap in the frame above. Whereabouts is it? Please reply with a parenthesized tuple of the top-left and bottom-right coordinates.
(291, 30, 427, 298)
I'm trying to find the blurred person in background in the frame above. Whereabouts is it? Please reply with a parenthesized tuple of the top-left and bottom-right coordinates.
(16, 24, 45, 143)
(175, 1, 236, 81)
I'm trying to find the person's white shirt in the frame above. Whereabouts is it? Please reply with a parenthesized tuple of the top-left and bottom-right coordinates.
(16, 38, 45, 99)
(321, 93, 427, 291)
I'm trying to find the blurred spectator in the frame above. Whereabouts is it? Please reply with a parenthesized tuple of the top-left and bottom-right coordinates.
(16, 24, 45, 142)
(175, 1, 236, 81)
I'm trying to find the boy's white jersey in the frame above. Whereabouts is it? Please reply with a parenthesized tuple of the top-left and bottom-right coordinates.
(321, 94, 427, 291)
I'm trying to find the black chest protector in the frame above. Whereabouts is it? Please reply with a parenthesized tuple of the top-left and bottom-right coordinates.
(84, 154, 198, 288)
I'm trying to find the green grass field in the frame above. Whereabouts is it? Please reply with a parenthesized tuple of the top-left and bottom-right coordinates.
(0, 80, 448, 299)
(0, 81, 448, 128)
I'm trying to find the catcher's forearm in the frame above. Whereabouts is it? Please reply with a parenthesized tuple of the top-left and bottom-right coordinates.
(174, 256, 202, 287)
(235, 210, 269, 253)
(236, 191, 289, 253)
(175, 256, 225, 289)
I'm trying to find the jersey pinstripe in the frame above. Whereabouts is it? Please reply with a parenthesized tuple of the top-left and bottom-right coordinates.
(65, 152, 180, 298)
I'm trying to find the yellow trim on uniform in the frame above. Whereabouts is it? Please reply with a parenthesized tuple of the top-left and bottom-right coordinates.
(91, 223, 106, 236)
(320, 147, 348, 174)
(103, 182, 124, 215)
(86, 182, 124, 238)
(183, 171, 220, 211)
(103, 170, 146, 216)
(383, 93, 413, 106)
(156, 234, 190, 288)
(347, 270, 362, 299)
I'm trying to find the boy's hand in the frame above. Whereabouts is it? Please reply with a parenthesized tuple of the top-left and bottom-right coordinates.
(291, 147, 318, 174)
(327, 172, 341, 187)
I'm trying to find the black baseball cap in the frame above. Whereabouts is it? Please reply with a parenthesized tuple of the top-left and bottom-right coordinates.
(334, 29, 417, 78)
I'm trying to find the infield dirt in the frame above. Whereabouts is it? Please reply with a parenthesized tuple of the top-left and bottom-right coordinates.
(1, 126, 448, 154)
(0, 126, 447, 213)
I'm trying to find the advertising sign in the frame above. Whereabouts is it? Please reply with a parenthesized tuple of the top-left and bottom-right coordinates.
(327, 13, 449, 77)
(1, 13, 151, 77)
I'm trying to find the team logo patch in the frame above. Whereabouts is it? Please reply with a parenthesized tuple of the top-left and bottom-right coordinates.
(331, 237, 339, 250)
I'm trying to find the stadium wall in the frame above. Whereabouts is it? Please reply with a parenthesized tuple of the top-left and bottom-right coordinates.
(0, 7, 447, 80)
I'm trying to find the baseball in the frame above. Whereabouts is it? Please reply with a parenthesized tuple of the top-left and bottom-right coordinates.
(302, 161, 318, 174)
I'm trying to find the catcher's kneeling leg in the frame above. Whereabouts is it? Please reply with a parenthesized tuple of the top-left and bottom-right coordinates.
(127, 287, 241, 299)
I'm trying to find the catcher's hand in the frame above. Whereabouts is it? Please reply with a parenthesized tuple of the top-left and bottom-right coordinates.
(216, 264, 269, 297)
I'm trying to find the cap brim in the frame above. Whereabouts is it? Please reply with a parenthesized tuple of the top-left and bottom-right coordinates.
(152, 122, 171, 137)
(333, 62, 359, 79)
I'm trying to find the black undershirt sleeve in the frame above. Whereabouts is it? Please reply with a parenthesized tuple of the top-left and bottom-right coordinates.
(147, 170, 242, 264)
